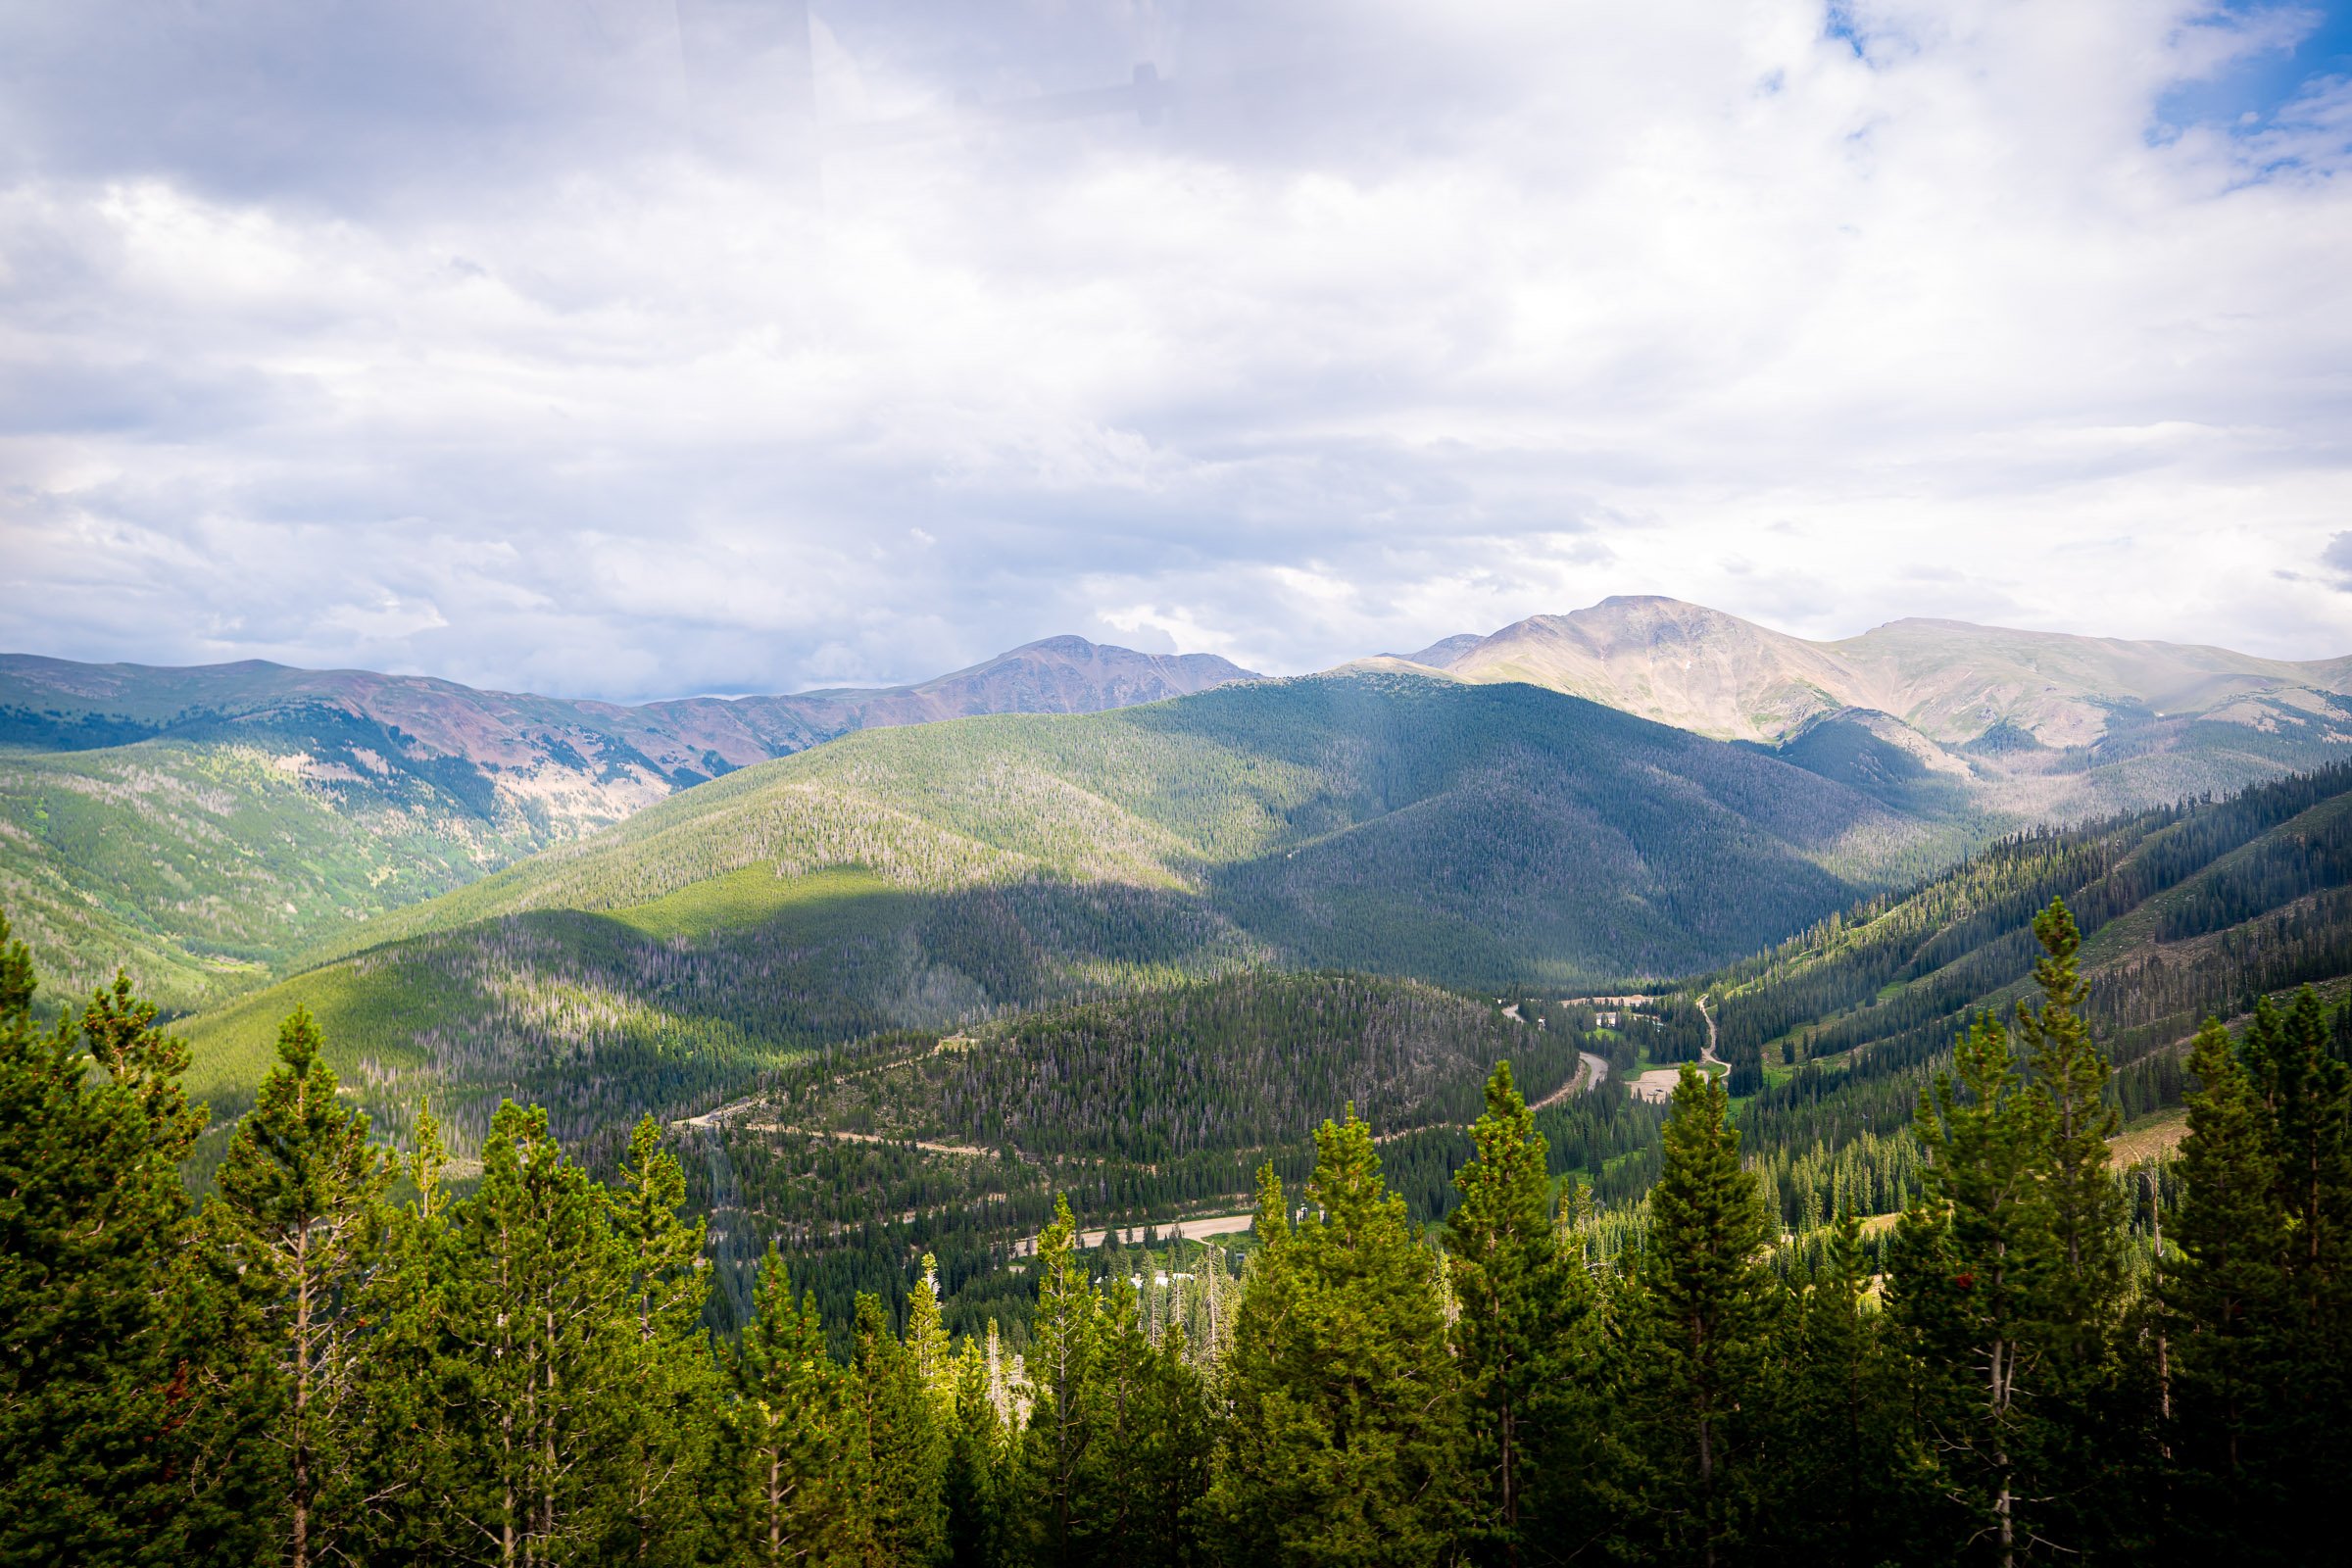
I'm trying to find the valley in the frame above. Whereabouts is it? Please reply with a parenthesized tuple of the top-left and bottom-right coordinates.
(13, 609, 2352, 1563)
(16, 602, 2352, 1345)
(171, 669, 1928, 1137)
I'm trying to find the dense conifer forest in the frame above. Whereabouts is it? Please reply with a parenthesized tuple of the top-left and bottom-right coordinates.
(9, 890, 2350, 1565)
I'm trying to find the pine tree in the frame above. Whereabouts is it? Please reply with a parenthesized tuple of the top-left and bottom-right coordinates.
(1056, 1262, 1210, 1568)
(1761, 1207, 1929, 1568)
(1893, 1009, 2055, 1567)
(439, 1100, 636, 1566)
(1446, 1061, 1594, 1566)
(847, 1291, 947, 1566)
(1015, 1195, 1099, 1566)
(213, 1005, 394, 1568)
(2233, 987, 2351, 1562)
(1205, 1112, 1464, 1567)
(1623, 1063, 1774, 1568)
(349, 1102, 460, 1562)
(2262, 990, 2350, 1347)
(943, 1334, 1009, 1568)
(2012, 900, 2126, 1362)
(1124, 1320, 1211, 1568)
(0, 932, 258, 1568)
(606, 1115, 719, 1566)
(729, 1244, 855, 1566)
(2161, 1017, 2289, 1557)
(906, 1253, 956, 1411)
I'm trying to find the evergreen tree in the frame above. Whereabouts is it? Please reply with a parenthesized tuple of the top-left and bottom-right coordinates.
(2011, 900, 2126, 1361)
(1893, 1008, 2056, 1567)
(1068, 1267, 1209, 1568)
(1760, 1208, 1929, 1568)
(606, 1115, 719, 1566)
(1446, 1061, 1593, 1566)
(213, 1005, 394, 1568)
(847, 1291, 947, 1566)
(2263, 991, 2350, 1351)
(907, 1253, 956, 1411)
(1205, 1112, 1463, 1567)
(1123, 1321, 1212, 1568)
(943, 1334, 1010, 1568)
(1621, 1063, 1774, 1568)
(348, 1102, 460, 1562)
(2160, 1018, 2289, 1559)
(729, 1243, 856, 1566)
(2232, 987, 2351, 1563)
(0, 929, 258, 1568)
(439, 1100, 636, 1566)
(1015, 1195, 1100, 1566)
(2011, 899, 2138, 1554)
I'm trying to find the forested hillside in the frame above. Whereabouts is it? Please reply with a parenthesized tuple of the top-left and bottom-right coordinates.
(172, 671, 1937, 1142)
(673, 970, 1648, 1340)
(1650, 763, 2352, 1252)
(24, 601, 2345, 1022)
(0, 638, 1253, 1011)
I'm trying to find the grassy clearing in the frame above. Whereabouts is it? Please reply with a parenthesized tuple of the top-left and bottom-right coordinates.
(2107, 1105, 2190, 1167)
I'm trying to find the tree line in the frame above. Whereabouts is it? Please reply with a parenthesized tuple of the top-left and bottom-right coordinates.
(5, 898, 2348, 1565)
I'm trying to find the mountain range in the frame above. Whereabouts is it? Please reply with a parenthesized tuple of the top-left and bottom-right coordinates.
(1408, 596, 2352, 747)
(14, 592, 2352, 1308)
(1398, 597, 2352, 820)
(6, 595, 2350, 1035)
(173, 670, 1929, 1144)
(0, 637, 1255, 1008)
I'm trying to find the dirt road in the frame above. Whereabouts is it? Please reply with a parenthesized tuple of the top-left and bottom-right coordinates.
(1011, 1209, 1258, 1258)
(1631, 995, 1722, 1102)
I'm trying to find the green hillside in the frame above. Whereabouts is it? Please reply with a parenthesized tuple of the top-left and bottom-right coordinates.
(0, 639, 1252, 1012)
(0, 735, 521, 1013)
(177, 671, 1939, 1136)
(300, 670, 1942, 961)
(1650, 762, 2352, 1247)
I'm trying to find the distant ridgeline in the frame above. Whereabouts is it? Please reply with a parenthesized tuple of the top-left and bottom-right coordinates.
(15, 599, 2352, 1023)
(0, 639, 1256, 1012)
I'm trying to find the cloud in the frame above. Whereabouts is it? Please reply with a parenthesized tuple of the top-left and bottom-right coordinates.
(2, 0, 2350, 699)
(2323, 530, 2352, 584)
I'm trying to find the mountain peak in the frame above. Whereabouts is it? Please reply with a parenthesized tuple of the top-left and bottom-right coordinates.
(1423, 596, 2352, 758)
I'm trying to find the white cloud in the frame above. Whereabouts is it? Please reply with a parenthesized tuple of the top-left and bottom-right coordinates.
(1, 0, 2349, 698)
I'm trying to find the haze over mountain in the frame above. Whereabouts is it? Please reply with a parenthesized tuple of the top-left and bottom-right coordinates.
(2, 635, 1258, 813)
(1405, 596, 2352, 820)
(1417, 595, 2352, 744)
(0, 636, 1257, 1008)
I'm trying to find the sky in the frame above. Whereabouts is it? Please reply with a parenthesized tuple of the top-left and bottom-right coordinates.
(2, 1, 2350, 701)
